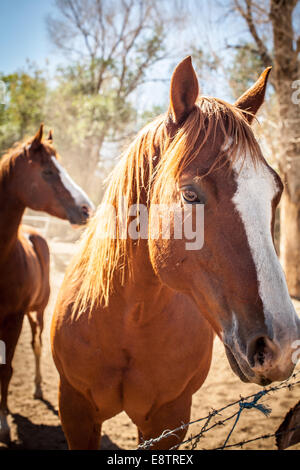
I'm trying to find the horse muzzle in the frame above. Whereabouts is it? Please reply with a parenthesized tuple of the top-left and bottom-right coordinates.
(66, 202, 95, 226)
(225, 334, 298, 386)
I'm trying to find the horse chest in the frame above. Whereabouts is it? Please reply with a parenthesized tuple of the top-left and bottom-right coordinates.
(55, 294, 213, 424)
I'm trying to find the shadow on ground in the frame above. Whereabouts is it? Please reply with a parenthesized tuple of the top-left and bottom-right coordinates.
(1, 413, 67, 450)
(100, 435, 122, 450)
(0, 412, 123, 450)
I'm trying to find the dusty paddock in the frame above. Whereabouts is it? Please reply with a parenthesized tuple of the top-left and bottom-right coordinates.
(0, 240, 299, 451)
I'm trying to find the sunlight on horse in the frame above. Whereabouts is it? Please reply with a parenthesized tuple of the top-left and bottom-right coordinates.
(51, 57, 300, 450)
(0, 125, 94, 443)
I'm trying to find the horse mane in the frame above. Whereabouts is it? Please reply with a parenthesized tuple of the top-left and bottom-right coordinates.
(71, 96, 263, 313)
(0, 140, 30, 189)
(1, 137, 34, 162)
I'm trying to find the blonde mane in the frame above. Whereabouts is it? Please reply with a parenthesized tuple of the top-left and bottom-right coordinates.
(71, 97, 262, 313)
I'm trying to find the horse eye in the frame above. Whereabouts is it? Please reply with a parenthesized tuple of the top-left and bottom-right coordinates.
(43, 168, 54, 177)
(182, 190, 199, 203)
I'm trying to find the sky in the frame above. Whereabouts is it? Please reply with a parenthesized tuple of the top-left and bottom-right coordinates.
(1, 0, 295, 163)
(0, 1, 221, 74)
(1, 0, 290, 108)
(0, 1, 238, 97)
(0, 0, 58, 74)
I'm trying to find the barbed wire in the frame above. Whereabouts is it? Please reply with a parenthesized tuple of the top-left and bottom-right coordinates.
(137, 369, 300, 450)
(210, 423, 300, 450)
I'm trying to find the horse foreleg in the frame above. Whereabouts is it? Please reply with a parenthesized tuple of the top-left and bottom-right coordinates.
(27, 310, 44, 399)
(137, 392, 192, 450)
(0, 362, 12, 444)
(0, 312, 24, 443)
(58, 376, 101, 450)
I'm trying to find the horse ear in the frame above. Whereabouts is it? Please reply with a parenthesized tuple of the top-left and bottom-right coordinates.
(48, 129, 53, 142)
(168, 56, 199, 125)
(234, 67, 272, 124)
(31, 123, 44, 149)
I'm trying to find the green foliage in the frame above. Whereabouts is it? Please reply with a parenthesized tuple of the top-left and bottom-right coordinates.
(46, 63, 137, 190)
(227, 43, 266, 100)
(139, 105, 165, 127)
(0, 1, 179, 203)
(51, 64, 136, 137)
(0, 64, 47, 153)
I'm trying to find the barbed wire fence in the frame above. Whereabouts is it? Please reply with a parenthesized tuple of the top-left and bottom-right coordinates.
(137, 369, 300, 450)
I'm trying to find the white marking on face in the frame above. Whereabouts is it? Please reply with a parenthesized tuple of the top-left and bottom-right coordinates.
(232, 152, 298, 350)
(51, 156, 95, 210)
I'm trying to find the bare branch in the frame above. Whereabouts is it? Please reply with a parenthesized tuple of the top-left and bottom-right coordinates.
(233, 0, 273, 68)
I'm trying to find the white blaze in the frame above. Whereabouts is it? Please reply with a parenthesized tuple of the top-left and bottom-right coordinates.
(232, 154, 298, 345)
(51, 156, 94, 210)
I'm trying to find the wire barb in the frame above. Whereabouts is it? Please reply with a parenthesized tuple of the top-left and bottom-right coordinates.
(137, 369, 300, 450)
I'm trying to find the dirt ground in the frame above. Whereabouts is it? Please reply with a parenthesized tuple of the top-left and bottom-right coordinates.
(0, 239, 299, 451)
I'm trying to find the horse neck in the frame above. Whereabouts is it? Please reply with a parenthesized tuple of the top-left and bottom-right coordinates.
(0, 156, 25, 259)
(110, 240, 173, 323)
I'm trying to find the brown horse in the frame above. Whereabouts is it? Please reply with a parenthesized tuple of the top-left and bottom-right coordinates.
(51, 57, 300, 450)
(0, 124, 94, 442)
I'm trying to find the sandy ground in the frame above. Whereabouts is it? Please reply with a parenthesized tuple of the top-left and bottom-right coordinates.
(0, 240, 299, 451)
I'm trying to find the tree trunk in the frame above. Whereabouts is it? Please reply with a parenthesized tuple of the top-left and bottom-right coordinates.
(270, 0, 300, 297)
(280, 192, 300, 297)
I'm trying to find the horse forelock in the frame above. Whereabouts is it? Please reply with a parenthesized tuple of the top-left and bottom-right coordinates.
(71, 96, 264, 314)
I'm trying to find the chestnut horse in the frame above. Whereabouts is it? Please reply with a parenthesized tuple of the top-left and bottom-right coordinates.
(0, 125, 94, 442)
(51, 57, 300, 450)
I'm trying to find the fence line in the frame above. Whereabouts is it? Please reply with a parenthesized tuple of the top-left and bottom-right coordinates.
(210, 423, 300, 450)
(137, 369, 300, 450)
(22, 215, 50, 237)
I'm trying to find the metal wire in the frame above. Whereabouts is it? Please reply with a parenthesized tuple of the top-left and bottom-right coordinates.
(137, 369, 300, 450)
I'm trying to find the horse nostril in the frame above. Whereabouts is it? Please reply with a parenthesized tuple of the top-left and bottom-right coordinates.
(81, 205, 90, 217)
(247, 336, 271, 369)
(255, 337, 266, 366)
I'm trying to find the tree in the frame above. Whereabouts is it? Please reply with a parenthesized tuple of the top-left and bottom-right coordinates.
(227, 42, 267, 99)
(46, 0, 181, 200)
(0, 65, 47, 153)
(232, 0, 300, 297)
(46, 64, 138, 202)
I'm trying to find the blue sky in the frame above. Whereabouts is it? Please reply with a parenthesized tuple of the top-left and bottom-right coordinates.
(0, 0, 244, 104)
(0, 0, 56, 74)
(0, 0, 286, 107)
(0, 1, 235, 74)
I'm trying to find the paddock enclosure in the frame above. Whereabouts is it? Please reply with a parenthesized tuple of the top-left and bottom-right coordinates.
(1, 0, 300, 451)
(0, 223, 299, 450)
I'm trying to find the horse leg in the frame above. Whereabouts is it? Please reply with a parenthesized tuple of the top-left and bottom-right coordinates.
(0, 313, 24, 443)
(58, 377, 101, 450)
(137, 392, 192, 450)
(27, 310, 44, 399)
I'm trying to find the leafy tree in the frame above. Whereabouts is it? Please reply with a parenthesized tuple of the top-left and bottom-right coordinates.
(46, 0, 182, 200)
(46, 65, 137, 201)
(231, 0, 300, 297)
(227, 42, 267, 99)
(190, 0, 300, 296)
(0, 64, 47, 153)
